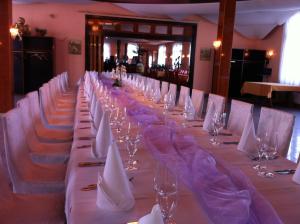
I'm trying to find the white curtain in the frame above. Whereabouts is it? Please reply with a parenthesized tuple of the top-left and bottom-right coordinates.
(127, 43, 138, 59)
(172, 43, 182, 69)
(103, 43, 110, 62)
(157, 45, 166, 66)
(279, 12, 300, 85)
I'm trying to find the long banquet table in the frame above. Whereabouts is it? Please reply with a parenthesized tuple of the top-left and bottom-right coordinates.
(66, 77, 300, 224)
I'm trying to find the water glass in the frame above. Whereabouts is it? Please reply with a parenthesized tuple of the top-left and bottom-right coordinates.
(154, 164, 178, 224)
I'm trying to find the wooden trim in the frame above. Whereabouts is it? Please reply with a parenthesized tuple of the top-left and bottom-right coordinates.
(0, 0, 13, 112)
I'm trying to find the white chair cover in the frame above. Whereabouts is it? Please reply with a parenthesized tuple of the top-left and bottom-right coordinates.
(27, 91, 73, 140)
(206, 93, 225, 116)
(17, 98, 70, 164)
(191, 89, 205, 118)
(169, 83, 177, 101)
(257, 107, 295, 157)
(0, 118, 65, 223)
(161, 81, 169, 98)
(227, 100, 253, 136)
(178, 86, 190, 107)
(2, 108, 65, 194)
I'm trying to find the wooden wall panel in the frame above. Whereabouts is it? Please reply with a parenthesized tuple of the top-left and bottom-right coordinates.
(0, 0, 13, 112)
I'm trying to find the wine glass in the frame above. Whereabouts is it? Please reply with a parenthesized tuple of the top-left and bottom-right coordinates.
(154, 163, 178, 224)
(253, 132, 274, 178)
(125, 123, 141, 171)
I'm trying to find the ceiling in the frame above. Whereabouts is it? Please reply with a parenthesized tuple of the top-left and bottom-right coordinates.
(13, 0, 300, 39)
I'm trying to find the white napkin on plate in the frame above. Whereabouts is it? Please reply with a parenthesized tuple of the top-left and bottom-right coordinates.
(203, 102, 215, 131)
(91, 110, 113, 159)
(96, 141, 135, 211)
(293, 163, 300, 184)
(237, 114, 257, 153)
(91, 100, 103, 136)
(184, 95, 195, 120)
(138, 204, 164, 224)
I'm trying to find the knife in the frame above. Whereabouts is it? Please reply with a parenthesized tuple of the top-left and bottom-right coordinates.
(274, 169, 296, 175)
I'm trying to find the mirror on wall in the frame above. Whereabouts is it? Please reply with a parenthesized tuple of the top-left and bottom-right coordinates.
(103, 37, 191, 85)
(85, 15, 197, 87)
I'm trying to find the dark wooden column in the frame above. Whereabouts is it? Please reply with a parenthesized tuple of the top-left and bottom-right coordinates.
(0, 0, 13, 112)
(212, 0, 236, 97)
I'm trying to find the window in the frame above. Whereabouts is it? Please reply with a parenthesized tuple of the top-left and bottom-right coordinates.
(172, 43, 183, 69)
(279, 12, 300, 85)
(127, 43, 138, 60)
(103, 43, 110, 62)
(157, 45, 166, 66)
(148, 55, 153, 68)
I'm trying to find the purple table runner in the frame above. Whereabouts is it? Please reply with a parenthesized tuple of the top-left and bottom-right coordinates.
(100, 77, 282, 224)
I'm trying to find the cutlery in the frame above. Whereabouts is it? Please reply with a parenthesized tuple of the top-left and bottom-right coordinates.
(274, 169, 295, 175)
(78, 127, 90, 130)
(77, 136, 95, 140)
(80, 120, 91, 123)
(219, 133, 233, 136)
(78, 161, 105, 167)
(80, 177, 134, 191)
(223, 141, 239, 145)
(192, 125, 203, 127)
(77, 144, 91, 149)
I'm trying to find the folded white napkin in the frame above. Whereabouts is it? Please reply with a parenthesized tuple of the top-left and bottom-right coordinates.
(138, 204, 164, 224)
(203, 102, 215, 131)
(184, 95, 195, 120)
(96, 141, 135, 211)
(91, 100, 104, 136)
(91, 110, 113, 159)
(237, 114, 257, 153)
(293, 163, 300, 184)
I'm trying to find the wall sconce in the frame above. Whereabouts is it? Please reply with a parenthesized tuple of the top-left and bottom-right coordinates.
(10, 25, 20, 40)
(213, 40, 222, 49)
(92, 25, 99, 32)
(266, 49, 274, 58)
(182, 54, 185, 58)
(186, 54, 190, 58)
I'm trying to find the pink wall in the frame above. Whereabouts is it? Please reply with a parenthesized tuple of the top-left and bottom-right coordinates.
(13, 2, 137, 85)
(13, 3, 283, 91)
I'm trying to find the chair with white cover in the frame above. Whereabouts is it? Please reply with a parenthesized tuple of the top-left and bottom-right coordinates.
(2, 108, 65, 194)
(0, 117, 65, 223)
(178, 86, 190, 107)
(191, 89, 205, 118)
(169, 83, 177, 99)
(257, 107, 295, 157)
(227, 100, 254, 136)
(39, 84, 74, 128)
(161, 81, 169, 97)
(153, 79, 161, 91)
(17, 98, 70, 164)
(27, 91, 73, 137)
(206, 93, 226, 116)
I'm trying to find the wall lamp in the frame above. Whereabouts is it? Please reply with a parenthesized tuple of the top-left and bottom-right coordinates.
(213, 40, 222, 49)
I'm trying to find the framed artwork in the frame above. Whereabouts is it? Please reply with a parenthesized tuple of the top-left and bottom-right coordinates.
(200, 48, 212, 61)
(68, 40, 81, 55)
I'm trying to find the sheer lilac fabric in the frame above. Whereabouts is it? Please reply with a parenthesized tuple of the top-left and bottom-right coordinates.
(143, 125, 282, 224)
(99, 77, 282, 224)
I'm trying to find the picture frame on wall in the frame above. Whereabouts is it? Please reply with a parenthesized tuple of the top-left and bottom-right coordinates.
(200, 48, 212, 61)
(68, 40, 81, 55)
